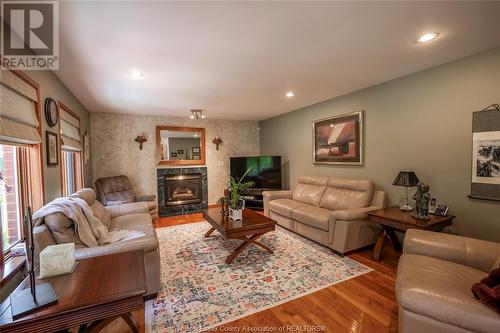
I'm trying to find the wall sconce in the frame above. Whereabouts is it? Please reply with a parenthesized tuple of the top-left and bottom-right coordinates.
(212, 136, 222, 151)
(135, 133, 147, 150)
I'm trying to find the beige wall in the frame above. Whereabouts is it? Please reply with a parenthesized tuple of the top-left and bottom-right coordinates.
(90, 113, 259, 204)
(27, 70, 92, 203)
(259, 47, 500, 242)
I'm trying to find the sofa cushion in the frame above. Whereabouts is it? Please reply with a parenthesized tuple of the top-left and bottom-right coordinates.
(292, 205, 331, 231)
(268, 199, 306, 218)
(396, 254, 498, 333)
(320, 178, 373, 211)
(110, 212, 153, 232)
(292, 176, 329, 206)
(44, 213, 86, 246)
(91, 200, 111, 227)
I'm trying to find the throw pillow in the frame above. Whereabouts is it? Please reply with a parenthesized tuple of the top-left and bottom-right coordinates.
(91, 200, 111, 227)
(44, 213, 86, 246)
(471, 265, 500, 314)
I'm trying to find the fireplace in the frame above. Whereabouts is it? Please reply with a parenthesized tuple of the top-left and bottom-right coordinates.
(157, 167, 208, 217)
(164, 174, 202, 206)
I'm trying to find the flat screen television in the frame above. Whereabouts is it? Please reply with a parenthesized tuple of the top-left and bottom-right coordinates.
(230, 156, 282, 190)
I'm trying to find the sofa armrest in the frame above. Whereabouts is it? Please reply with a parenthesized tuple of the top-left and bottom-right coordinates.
(137, 194, 156, 202)
(330, 206, 381, 221)
(74, 235, 158, 260)
(105, 202, 149, 218)
(262, 190, 292, 200)
(262, 190, 292, 217)
(403, 229, 500, 273)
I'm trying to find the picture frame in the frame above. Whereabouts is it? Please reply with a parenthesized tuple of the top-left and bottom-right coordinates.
(171, 152, 177, 157)
(192, 147, 200, 153)
(313, 111, 364, 165)
(432, 204, 449, 216)
(178, 149, 184, 154)
(428, 198, 437, 214)
(193, 154, 200, 160)
(45, 131, 59, 166)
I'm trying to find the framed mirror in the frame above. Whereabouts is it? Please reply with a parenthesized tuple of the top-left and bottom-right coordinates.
(156, 126, 206, 165)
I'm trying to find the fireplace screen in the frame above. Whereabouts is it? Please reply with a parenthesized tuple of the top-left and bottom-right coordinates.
(164, 174, 202, 206)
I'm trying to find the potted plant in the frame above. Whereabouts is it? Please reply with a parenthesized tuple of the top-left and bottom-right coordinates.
(227, 167, 255, 221)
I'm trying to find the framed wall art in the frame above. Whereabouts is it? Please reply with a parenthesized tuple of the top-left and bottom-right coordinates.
(46, 131, 59, 166)
(313, 111, 364, 165)
(470, 104, 500, 201)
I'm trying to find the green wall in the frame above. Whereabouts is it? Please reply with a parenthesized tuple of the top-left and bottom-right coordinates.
(27, 70, 92, 203)
(259, 47, 500, 242)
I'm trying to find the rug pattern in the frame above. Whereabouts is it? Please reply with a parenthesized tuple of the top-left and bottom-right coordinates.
(146, 222, 371, 333)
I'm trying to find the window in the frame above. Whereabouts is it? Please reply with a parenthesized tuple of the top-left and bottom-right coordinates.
(61, 150, 83, 196)
(0, 145, 22, 252)
(59, 102, 83, 196)
(0, 66, 44, 263)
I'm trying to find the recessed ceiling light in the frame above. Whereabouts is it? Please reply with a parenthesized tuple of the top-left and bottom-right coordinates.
(286, 91, 294, 98)
(131, 70, 144, 79)
(417, 32, 439, 43)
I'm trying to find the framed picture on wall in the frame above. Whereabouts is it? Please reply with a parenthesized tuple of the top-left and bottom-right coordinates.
(192, 147, 200, 153)
(193, 154, 200, 160)
(313, 111, 364, 165)
(178, 149, 184, 154)
(46, 131, 59, 166)
(171, 152, 177, 157)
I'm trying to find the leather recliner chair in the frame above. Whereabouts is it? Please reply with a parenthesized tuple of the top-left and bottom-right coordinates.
(397, 229, 500, 333)
(95, 175, 158, 220)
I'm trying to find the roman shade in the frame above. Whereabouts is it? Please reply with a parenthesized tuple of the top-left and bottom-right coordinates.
(60, 106, 82, 151)
(0, 67, 41, 145)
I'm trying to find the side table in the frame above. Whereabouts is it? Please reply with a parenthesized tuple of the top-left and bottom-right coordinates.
(367, 206, 454, 261)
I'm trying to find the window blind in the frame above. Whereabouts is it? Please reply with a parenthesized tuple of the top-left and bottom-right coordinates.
(0, 68, 41, 145)
(60, 107, 82, 151)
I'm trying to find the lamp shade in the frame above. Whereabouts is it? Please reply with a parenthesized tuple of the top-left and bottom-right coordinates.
(393, 171, 419, 187)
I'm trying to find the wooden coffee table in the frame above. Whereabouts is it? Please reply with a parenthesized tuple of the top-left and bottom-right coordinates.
(203, 208, 277, 264)
(367, 206, 454, 261)
(0, 251, 146, 333)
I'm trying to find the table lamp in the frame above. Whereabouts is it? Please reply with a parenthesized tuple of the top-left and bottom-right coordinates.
(392, 171, 419, 211)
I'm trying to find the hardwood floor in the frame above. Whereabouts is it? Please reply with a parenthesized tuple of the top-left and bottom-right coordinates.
(108, 213, 400, 333)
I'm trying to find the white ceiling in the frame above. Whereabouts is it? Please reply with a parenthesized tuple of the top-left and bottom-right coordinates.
(56, 1, 500, 121)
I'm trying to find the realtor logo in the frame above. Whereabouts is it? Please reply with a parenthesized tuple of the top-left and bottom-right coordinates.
(1, 1, 59, 70)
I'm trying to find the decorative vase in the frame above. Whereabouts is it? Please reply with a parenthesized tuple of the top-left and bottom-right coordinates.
(228, 199, 245, 221)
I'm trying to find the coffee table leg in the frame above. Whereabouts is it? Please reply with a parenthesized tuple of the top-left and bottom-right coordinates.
(225, 233, 273, 264)
(372, 229, 386, 261)
(121, 313, 139, 333)
(204, 227, 216, 238)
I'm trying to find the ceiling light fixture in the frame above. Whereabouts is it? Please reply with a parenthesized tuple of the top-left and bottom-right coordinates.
(417, 32, 439, 43)
(131, 70, 144, 79)
(286, 91, 294, 98)
(190, 109, 205, 119)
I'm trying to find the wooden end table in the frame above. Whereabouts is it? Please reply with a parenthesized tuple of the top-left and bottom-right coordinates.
(203, 208, 277, 264)
(0, 250, 146, 333)
(367, 206, 454, 261)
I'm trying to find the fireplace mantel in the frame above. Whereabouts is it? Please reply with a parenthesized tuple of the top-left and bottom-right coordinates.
(157, 167, 208, 217)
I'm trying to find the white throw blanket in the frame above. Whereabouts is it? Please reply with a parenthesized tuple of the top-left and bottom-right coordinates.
(33, 197, 144, 247)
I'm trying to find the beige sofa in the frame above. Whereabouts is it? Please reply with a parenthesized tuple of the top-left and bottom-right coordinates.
(263, 176, 387, 253)
(33, 188, 160, 298)
(397, 229, 500, 333)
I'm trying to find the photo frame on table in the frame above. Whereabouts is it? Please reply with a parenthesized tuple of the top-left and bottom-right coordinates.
(432, 204, 449, 216)
(45, 131, 59, 166)
(313, 111, 364, 165)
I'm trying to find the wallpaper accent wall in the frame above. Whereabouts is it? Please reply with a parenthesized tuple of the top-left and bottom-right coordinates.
(90, 113, 259, 204)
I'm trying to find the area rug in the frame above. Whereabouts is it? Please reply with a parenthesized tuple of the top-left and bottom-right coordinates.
(145, 222, 372, 333)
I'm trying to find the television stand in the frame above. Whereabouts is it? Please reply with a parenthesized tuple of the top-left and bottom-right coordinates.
(240, 188, 279, 211)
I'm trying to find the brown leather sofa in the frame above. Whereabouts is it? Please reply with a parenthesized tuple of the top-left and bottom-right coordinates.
(95, 175, 158, 219)
(33, 188, 160, 298)
(397, 229, 500, 333)
(263, 176, 387, 253)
